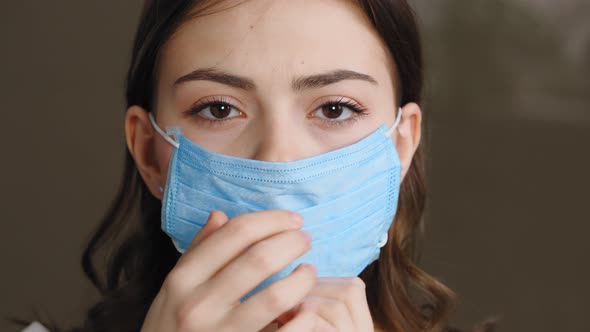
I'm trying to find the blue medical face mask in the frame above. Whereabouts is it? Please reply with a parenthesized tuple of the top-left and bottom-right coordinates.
(148, 109, 403, 299)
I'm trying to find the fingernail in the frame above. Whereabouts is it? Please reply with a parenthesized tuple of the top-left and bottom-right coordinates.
(207, 210, 221, 224)
(301, 231, 312, 243)
(303, 263, 317, 274)
(290, 212, 304, 226)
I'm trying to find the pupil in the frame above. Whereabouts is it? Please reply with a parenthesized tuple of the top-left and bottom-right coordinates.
(210, 104, 231, 118)
(322, 105, 343, 119)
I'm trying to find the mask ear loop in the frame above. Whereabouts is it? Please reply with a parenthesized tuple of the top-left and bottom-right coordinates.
(385, 107, 403, 138)
(148, 112, 184, 253)
(377, 107, 402, 249)
(148, 112, 180, 149)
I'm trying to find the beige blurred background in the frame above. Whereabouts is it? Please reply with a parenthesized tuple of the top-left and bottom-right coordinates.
(1, 1, 589, 331)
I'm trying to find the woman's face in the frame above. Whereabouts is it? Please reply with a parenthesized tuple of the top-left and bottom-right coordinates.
(126, 0, 421, 197)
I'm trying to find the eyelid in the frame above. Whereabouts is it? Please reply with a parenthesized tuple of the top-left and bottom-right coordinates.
(309, 95, 366, 112)
(307, 96, 368, 119)
(306, 96, 370, 130)
(184, 94, 369, 126)
(184, 96, 244, 119)
(189, 95, 246, 112)
(188, 95, 364, 113)
(199, 106, 243, 120)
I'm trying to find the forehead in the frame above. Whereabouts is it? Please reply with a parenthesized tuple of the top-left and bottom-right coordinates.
(159, 0, 395, 91)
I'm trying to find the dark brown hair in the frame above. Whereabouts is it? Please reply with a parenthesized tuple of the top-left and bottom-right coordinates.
(13, 1, 496, 331)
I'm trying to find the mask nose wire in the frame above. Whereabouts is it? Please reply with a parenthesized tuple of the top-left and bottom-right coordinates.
(385, 107, 403, 138)
(148, 112, 180, 149)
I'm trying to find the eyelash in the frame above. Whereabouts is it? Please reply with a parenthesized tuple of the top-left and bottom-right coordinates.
(183, 96, 236, 127)
(183, 96, 369, 128)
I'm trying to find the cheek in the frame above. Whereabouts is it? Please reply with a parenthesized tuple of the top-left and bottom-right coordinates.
(155, 140, 174, 186)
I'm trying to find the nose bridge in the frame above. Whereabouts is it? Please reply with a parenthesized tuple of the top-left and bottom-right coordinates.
(252, 110, 300, 162)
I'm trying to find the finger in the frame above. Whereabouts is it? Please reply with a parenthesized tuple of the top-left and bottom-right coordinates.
(177, 210, 304, 281)
(275, 304, 301, 325)
(313, 316, 338, 332)
(208, 229, 312, 303)
(303, 295, 353, 332)
(162, 210, 230, 296)
(291, 299, 337, 332)
(181, 210, 228, 257)
(227, 263, 317, 331)
(276, 306, 318, 332)
(311, 277, 373, 331)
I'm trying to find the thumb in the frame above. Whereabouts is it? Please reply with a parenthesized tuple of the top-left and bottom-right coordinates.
(186, 210, 229, 251)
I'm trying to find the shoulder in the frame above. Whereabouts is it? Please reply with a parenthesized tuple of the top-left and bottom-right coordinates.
(21, 322, 50, 332)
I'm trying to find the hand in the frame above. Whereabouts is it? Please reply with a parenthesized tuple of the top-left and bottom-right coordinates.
(276, 277, 374, 332)
(140, 210, 316, 332)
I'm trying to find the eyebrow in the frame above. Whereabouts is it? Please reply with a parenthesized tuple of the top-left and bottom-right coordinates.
(173, 67, 378, 91)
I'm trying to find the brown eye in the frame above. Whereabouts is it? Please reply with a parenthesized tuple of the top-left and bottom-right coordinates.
(312, 103, 357, 122)
(321, 104, 345, 119)
(193, 103, 242, 121)
(209, 104, 232, 118)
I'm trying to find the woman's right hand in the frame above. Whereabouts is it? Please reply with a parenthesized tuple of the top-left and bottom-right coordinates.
(140, 209, 318, 332)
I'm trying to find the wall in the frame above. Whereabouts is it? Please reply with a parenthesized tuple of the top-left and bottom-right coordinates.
(1, 1, 588, 331)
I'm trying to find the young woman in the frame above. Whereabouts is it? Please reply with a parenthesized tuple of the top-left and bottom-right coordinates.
(19, 0, 485, 331)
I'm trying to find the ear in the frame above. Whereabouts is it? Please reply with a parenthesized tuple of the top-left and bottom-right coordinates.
(125, 106, 165, 199)
(393, 102, 422, 181)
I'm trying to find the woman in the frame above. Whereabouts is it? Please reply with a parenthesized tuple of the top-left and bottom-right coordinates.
(19, 0, 491, 331)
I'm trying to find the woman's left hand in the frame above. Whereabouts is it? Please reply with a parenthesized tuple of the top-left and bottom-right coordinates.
(276, 277, 375, 332)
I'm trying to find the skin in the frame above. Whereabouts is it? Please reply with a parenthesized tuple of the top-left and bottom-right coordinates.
(125, 0, 422, 331)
